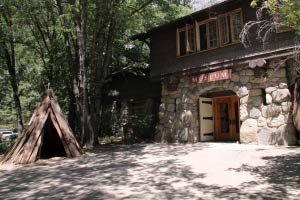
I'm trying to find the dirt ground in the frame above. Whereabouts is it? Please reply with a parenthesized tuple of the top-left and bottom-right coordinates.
(0, 143, 300, 200)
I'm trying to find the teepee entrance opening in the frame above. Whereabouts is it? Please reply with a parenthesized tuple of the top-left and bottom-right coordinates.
(40, 116, 67, 159)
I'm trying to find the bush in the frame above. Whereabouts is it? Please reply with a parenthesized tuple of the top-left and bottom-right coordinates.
(100, 109, 155, 142)
(0, 140, 14, 154)
(98, 135, 123, 144)
(99, 106, 124, 137)
(130, 114, 154, 140)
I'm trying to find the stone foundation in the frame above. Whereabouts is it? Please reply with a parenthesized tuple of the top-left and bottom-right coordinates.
(156, 59, 298, 146)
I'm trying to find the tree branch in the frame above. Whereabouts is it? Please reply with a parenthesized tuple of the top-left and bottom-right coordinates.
(129, 0, 155, 16)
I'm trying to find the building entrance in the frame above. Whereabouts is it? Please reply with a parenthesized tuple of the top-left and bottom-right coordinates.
(199, 94, 239, 142)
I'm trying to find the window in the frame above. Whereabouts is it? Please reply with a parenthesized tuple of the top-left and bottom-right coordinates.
(186, 25, 196, 53)
(208, 20, 218, 48)
(218, 15, 230, 46)
(198, 23, 208, 51)
(274, 0, 294, 33)
(176, 8, 243, 57)
(176, 25, 196, 56)
(218, 9, 243, 46)
(128, 100, 146, 114)
(230, 11, 243, 42)
(275, 22, 292, 33)
(196, 19, 218, 51)
(178, 28, 186, 56)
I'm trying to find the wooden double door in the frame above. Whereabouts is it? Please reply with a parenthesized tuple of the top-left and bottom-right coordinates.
(199, 95, 239, 142)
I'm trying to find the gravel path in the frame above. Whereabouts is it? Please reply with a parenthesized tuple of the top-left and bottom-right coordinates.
(0, 143, 300, 200)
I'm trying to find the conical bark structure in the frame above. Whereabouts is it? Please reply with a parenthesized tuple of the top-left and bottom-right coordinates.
(2, 90, 82, 164)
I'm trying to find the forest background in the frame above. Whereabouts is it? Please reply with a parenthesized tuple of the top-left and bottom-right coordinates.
(0, 0, 197, 147)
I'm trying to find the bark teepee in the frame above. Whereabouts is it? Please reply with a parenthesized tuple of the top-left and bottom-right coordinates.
(2, 89, 82, 164)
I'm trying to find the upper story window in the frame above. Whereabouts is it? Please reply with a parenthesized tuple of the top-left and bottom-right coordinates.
(219, 15, 230, 45)
(178, 28, 186, 56)
(177, 25, 196, 56)
(274, 0, 295, 33)
(196, 19, 219, 51)
(176, 8, 243, 57)
(187, 25, 196, 53)
(208, 20, 219, 48)
(231, 11, 243, 42)
(218, 9, 243, 46)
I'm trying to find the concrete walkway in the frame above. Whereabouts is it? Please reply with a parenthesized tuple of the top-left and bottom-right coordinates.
(0, 143, 300, 200)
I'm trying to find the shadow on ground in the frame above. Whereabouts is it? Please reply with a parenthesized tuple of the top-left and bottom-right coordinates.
(227, 153, 300, 199)
(0, 143, 299, 199)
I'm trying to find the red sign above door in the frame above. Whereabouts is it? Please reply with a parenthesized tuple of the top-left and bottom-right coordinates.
(191, 69, 232, 84)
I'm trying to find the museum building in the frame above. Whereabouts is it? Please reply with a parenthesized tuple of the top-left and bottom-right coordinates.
(134, 0, 300, 145)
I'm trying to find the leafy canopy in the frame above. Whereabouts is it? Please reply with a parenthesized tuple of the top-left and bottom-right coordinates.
(251, 0, 300, 32)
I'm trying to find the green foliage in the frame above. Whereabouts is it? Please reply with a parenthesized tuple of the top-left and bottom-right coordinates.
(0, 69, 15, 127)
(130, 114, 155, 140)
(251, 0, 300, 32)
(250, 1, 258, 8)
(281, 1, 300, 32)
(98, 135, 122, 145)
(101, 107, 155, 142)
(0, 140, 14, 154)
(107, 0, 192, 74)
(0, 0, 192, 133)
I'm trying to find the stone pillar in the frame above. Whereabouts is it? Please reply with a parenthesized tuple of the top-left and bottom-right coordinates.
(239, 61, 297, 146)
(237, 60, 297, 145)
(156, 76, 198, 143)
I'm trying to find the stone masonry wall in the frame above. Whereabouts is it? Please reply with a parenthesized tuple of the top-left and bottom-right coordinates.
(156, 59, 298, 145)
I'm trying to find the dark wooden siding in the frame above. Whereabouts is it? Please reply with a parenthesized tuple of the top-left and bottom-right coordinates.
(107, 73, 161, 101)
(149, 0, 296, 78)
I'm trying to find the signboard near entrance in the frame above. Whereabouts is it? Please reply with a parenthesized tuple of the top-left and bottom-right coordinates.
(191, 69, 232, 84)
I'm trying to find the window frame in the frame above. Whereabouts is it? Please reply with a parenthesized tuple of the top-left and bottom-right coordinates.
(186, 24, 196, 53)
(229, 9, 243, 43)
(207, 19, 219, 49)
(218, 13, 230, 47)
(195, 18, 219, 52)
(176, 24, 196, 57)
(176, 27, 186, 57)
(274, 0, 294, 33)
(176, 8, 244, 57)
(128, 99, 147, 115)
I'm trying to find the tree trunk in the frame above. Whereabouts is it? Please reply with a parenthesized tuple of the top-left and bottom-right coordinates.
(1, 12, 24, 131)
(56, 0, 80, 133)
(74, 0, 95, 148)
(3, 44, 24, 130)
(89, 1, 117, 138)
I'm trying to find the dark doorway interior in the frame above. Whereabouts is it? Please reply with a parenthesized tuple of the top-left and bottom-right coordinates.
(40, 116, 67, 159)
(207, 90, 236, 98)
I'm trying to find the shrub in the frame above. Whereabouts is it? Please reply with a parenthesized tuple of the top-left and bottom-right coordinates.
(100, 109, 155, 142)
(0, 140, 14, 154)
(130, 114, 154, 140)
